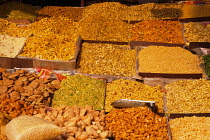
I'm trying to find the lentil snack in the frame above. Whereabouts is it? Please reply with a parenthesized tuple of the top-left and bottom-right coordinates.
(138, 46, 203, 74)
(52, 74, 106, 110)
(169, 116, 210, 140)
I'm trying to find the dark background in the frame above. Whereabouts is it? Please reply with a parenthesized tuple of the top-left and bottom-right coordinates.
(1, 0, 175, 7)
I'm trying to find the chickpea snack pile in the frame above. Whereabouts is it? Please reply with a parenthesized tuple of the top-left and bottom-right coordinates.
(105, 79, 164, 113)
(138, 46, 203, 74)
(78, 43, 136, 77)
(105, 107, 169, 140)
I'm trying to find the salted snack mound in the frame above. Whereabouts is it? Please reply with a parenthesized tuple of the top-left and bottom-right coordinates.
(5, 115, 63, 140)
(138, 46, 203, 74)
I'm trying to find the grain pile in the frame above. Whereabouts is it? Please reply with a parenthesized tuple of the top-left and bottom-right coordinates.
(76, 17, 130, 42)
(105, 79, 164, 112)
(169, 117, 210, 140)
(0, 2, 37, 21)
(29, 16, 77, 36)
(131, 20, 185, 44)
(165, 79, 210, 113)
(34, 105, 110, 140)
(52, 74, 106, 110)
(138, 46, 203, 74)
(184, 22, 210, 42)
(1, 25, 33, 38)
(18, 34, 77, 61)
(82, 2, 128, 20)
(0, 18, 16, 32)
(37, 6, 84, 21)
(105, 107, 169, 140)
(78, 43, 136, 77)
(129, 3, 181, 21)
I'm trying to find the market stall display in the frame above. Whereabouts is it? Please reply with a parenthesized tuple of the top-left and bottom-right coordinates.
(34, 105, 110, 139)
(105, 107, 169, 140)
(77, 43, 136, 77)
(131, 20, 185, 44)
(165, 79, 210, 113)
(0, 1, 210, 139)
(52, 74, 106, 110)
(0, 34, 27, 57)
(138, 46, 203, 74)
(169, 116, 210, 140)
(37, 6, 84, 21)
(105, 79, 164, 112)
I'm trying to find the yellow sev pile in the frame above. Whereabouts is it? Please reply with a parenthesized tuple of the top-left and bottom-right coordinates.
(170, 117, 210, 140)
(138, 46, 203, 74)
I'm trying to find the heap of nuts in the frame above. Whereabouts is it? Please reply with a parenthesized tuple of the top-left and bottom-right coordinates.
(34, 105, 110, 140)
(0, 69, 60, 110)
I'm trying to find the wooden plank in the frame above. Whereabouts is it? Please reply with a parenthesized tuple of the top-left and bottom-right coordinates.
(139, 72, 203, 79)
(0, 57, 33, 69)
(130, 41, 185, 49)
